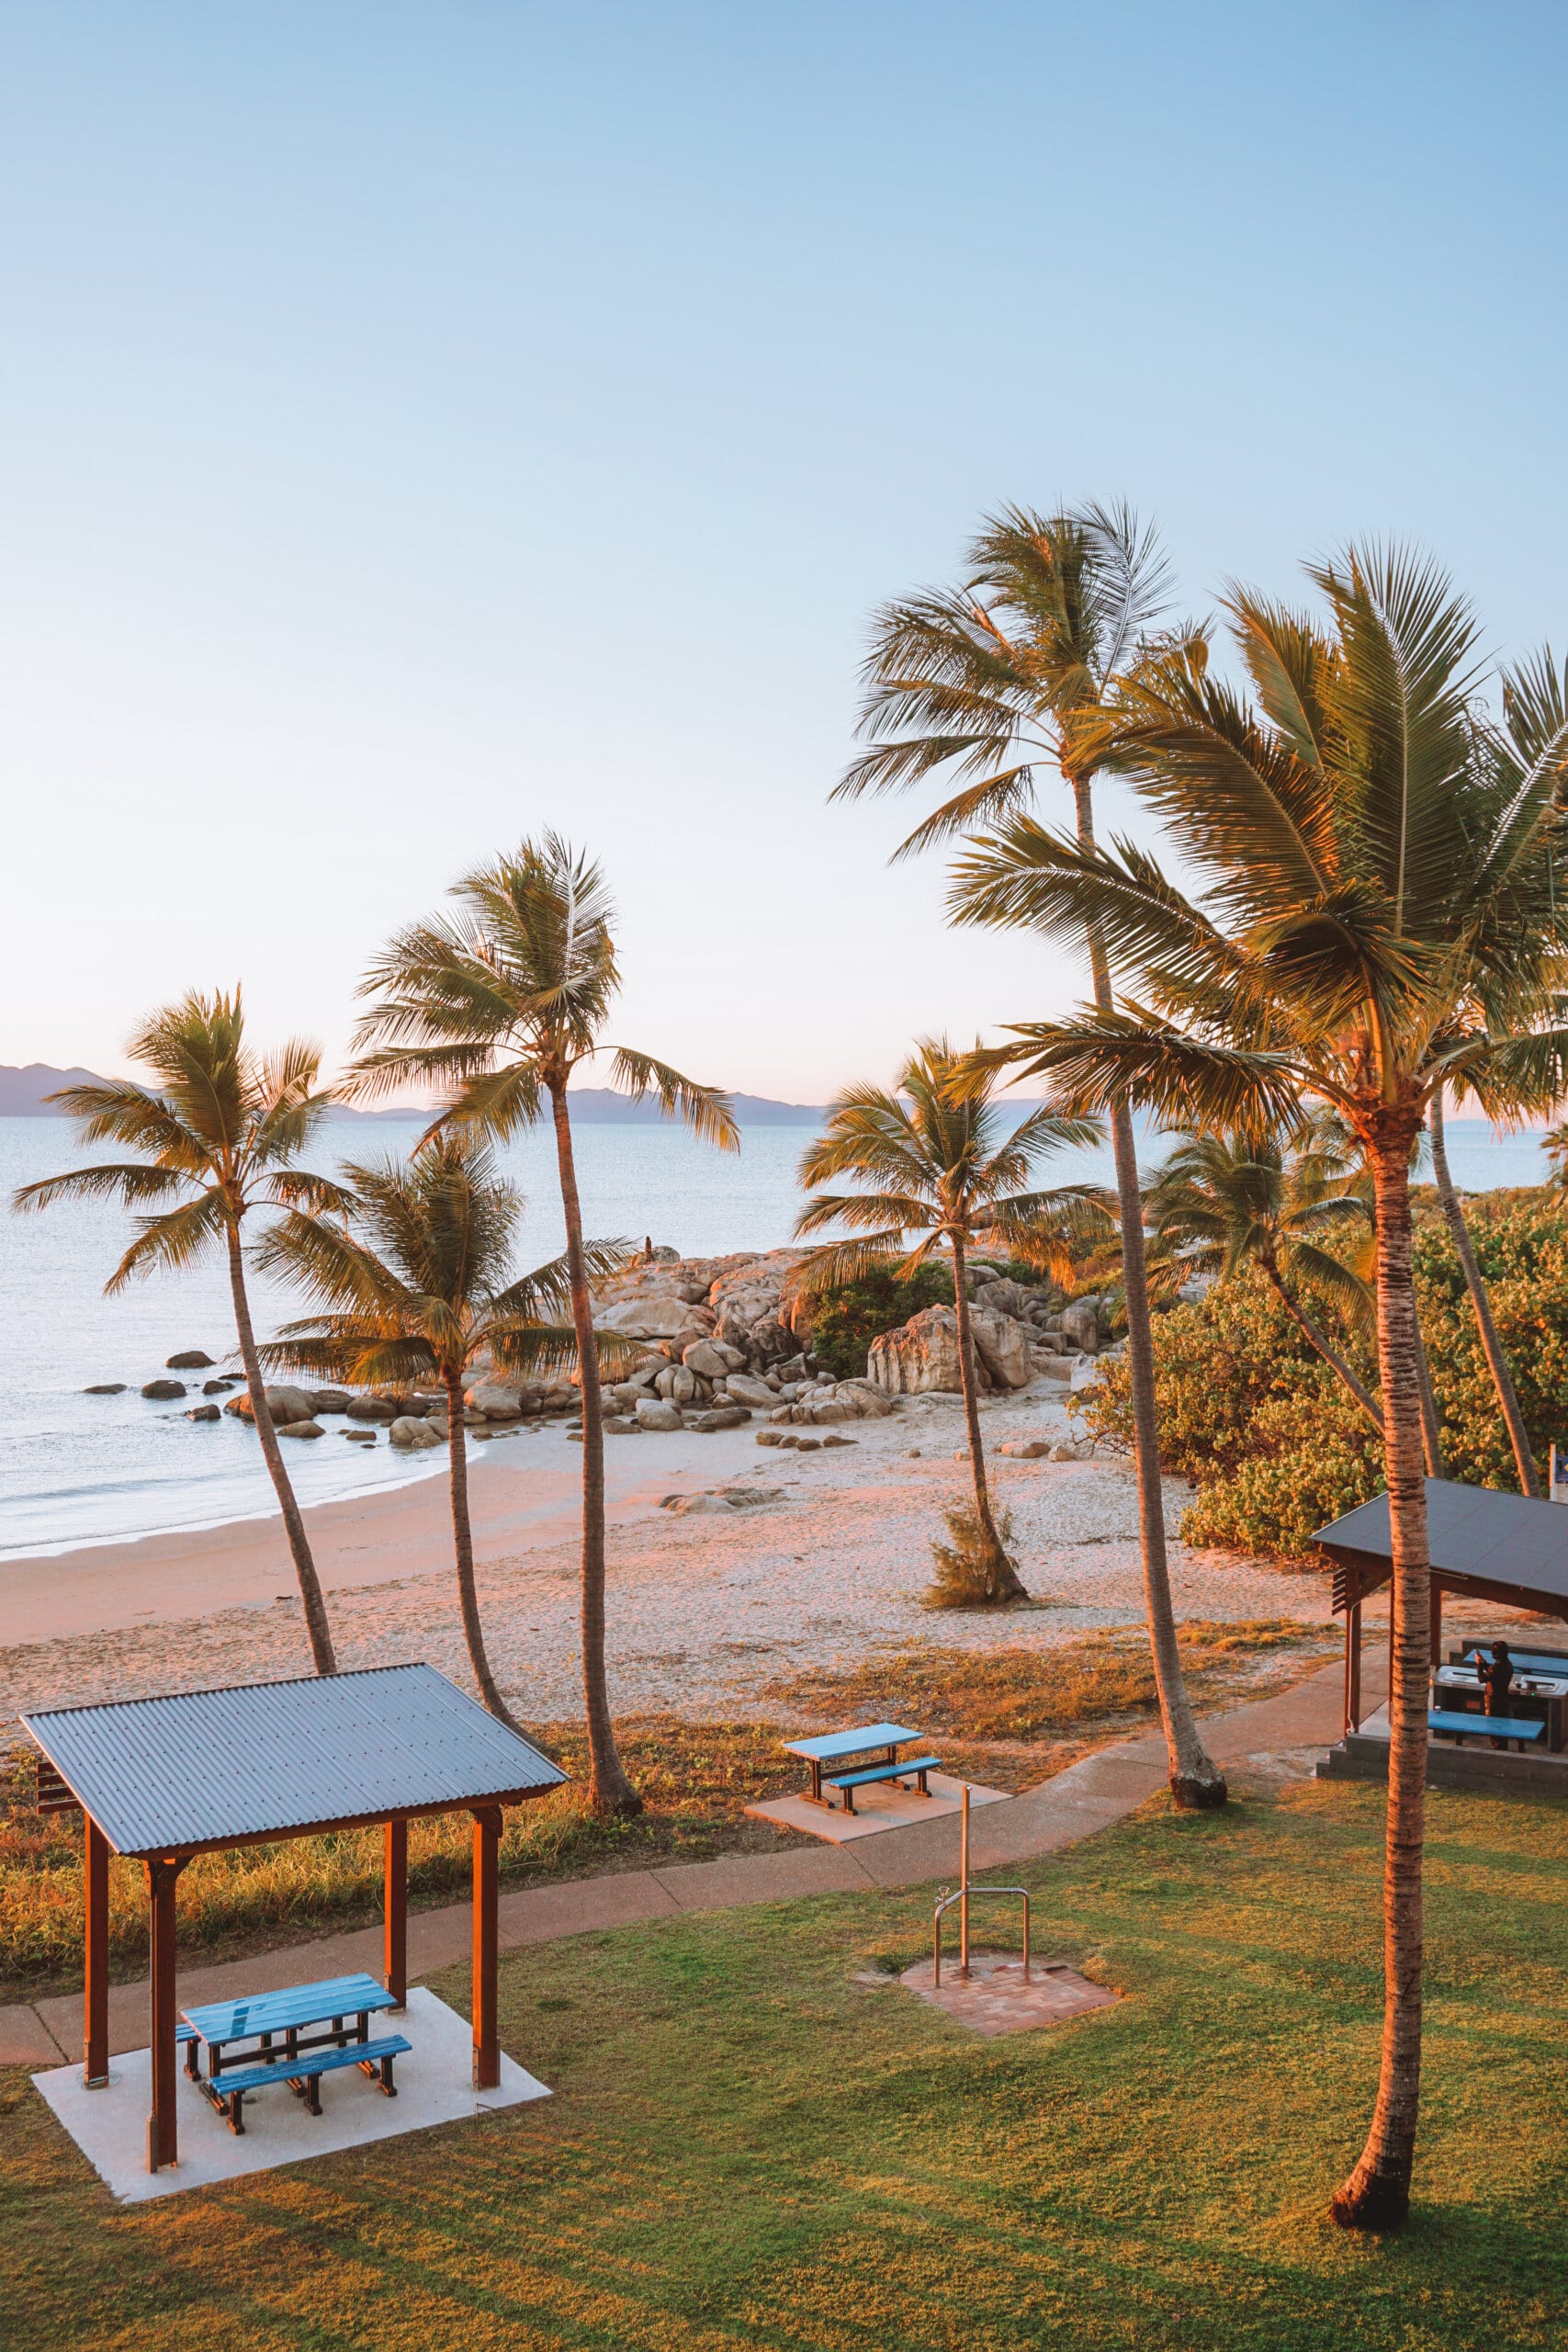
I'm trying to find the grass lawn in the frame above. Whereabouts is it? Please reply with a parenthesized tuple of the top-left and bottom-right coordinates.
(5, 1774, 1566, 2348)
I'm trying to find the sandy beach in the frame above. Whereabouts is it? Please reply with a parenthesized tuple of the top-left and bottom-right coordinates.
(0, 1376, 1336, 1747)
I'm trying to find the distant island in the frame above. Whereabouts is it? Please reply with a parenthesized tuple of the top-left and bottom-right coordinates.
(0, 1064, 828, 1125)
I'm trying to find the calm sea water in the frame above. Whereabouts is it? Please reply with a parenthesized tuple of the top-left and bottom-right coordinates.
(0, 1113, 1553, 1559)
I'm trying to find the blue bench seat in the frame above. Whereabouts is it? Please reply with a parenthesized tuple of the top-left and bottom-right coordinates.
(1428, 1708, 1544, 1752)
(197, 2033, 412, 2133)
(825, 1755, 942, 1814)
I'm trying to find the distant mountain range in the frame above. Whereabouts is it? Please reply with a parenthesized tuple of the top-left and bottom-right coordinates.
(0, 1064, 828, 1125)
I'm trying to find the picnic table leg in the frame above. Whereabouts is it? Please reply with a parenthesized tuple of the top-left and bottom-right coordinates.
(472, 1804, 502, 2091)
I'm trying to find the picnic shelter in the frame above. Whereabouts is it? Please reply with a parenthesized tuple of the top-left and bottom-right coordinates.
(22, 1662, 566, 2172)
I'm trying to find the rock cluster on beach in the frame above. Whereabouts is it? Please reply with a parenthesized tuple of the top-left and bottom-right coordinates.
(87, 1254, 1120, 1457)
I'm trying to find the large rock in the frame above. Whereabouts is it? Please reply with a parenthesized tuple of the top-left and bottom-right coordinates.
(688, 1406, 750, 1431)
(967, 1307, 1033, 1391)
(225, 1384, 316, 1426)
(636, 1397, 683, 1432)
(309, 1388, 353, 1416)
(165, 1350, 215, 1370)
(865, 1306, 966, 1395)
(467, 1382, 524, 1419)
(141, 1378, 186, 1400)
(682, 1338, 743, 1378)
(346, 1394, 399, 1423)
(85, 1383, 127, 1395)
(1060, 1296, 1101, 1353)
(276, 1419, 324, 1440)
(595, 1297, 715, 1344)
(723, 1373, 777, 1408)
(186, 1403, 221, 1423)
(389, 1416, 443, 1450)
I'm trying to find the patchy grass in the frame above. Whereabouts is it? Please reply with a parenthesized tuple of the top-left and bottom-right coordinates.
(0, 1719, 808, 2000)
(768, 1617, 1333, 1743)
(6, 1778, 1568, 2348)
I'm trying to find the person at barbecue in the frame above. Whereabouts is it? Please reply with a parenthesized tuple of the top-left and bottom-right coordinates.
(1481, 1638, 1515, 1747)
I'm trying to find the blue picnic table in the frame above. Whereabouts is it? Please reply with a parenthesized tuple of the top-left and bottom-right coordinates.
(181, 1970, 411, 2133)
(784, 1723, 942, 1814)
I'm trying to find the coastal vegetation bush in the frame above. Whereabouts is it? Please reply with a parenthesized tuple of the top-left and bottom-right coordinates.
(806, 1260, 952, 1378)
(1084, 1196, 1568, 1556)
(925, 1498, 1027, 1607)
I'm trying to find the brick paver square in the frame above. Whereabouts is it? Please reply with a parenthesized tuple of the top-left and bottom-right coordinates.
(900, 1951, 1117, 2037)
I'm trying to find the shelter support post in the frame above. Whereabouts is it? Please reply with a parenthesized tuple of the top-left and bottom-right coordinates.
(384, 1818, 408, 2010)
(472, 1804, 501, 2090)
(1430, 1580, 1443, 1668)
(146, 1855, 186, 2173)
(1343, 1602, 1363, 1736)
(84, 1816, 109, 2086)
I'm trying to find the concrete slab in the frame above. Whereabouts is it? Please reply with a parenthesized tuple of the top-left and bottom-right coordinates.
(899, 1951, 1118, 2038)
(31, 1988, 549, 2204)
(744, 1772, 1009, 1845)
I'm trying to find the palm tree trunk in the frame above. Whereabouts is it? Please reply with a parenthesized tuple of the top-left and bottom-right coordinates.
(443, 1367, 522, 1729)
(1427, 1092, 1538, 1496)
(225, 1221, 336, 1675)
(1071, 768, 1224, 1807)
(1332, 1115, 1429, 2232)
(1263, 1263, 1384, 1433)
(950, 1229, 1026, 1601)
(547, 1081, 640, 1816)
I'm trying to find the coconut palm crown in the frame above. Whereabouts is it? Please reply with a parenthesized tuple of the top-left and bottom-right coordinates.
(257, 1134, 634, 1729)
(794, 1035, 1105, 1600)
(950, 544, 1568, 2230)
(11, 989, 351, 1674)
(347, 833, 739, 1816)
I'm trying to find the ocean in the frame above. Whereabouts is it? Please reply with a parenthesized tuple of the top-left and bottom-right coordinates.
(0, 1113, 1555, 1559)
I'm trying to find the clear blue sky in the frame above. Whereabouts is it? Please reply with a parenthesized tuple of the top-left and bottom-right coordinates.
(3, 3, 1564, 1099)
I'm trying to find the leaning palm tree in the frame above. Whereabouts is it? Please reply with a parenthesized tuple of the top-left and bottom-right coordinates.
(346, 834, 739, 1816)
(1425, 1089, 1538, 1492)
(951, 544, 1568, 2229)
(1145, 1119, 1383, 1431)
(12, 990, 347, 1673)
(794, 1037, 1104, 1601)
(835, 502, 1226, 1805)
(257, 1134, 633, 1728)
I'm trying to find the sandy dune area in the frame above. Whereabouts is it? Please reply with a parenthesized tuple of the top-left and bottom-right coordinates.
(0, 1377, 1334, 1744)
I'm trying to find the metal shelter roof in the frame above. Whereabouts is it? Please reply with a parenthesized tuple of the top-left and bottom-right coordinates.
(1314, 1478, 1568, 1616)
(22, 1663, 566, 1856)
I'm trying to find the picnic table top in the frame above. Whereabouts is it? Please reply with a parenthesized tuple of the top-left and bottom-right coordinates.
(1434, 1665, 1568, 1695)
(182, 1970, 396, 2045)
(784, 1724, 921, 1763)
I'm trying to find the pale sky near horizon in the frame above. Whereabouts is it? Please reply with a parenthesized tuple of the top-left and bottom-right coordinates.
(4, 3, 1566, 1101)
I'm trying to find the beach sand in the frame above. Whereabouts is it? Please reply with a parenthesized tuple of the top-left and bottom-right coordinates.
(0, 1379, 1335, 1744)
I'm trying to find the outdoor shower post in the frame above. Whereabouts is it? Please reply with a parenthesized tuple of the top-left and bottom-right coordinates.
(1344, 1601, 1362, 1736)
(959, 1785, 971, 1979)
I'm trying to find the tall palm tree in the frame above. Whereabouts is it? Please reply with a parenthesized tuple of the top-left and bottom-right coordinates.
(257, 1134, 633, 1727)
(834, 502, 1226, 1805)
(950, 544, 1568, 2229)
(794, 1037, 1104, 1599)
(346, 833, 739, 1816)
(1145, 1119, 1383, 1431)
(12, 990, 347, 1673)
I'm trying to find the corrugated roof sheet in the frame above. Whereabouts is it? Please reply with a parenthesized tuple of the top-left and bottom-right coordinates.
(1314, 1478, 1568, 1603)
(22, 1663, 567, 1855)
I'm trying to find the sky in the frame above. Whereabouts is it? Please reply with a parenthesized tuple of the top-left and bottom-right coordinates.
(3, 2, 1566, 1101)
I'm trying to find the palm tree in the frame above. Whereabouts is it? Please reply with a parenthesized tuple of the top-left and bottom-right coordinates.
(1542, 1119, 1568, 1186)
(834, 502, 1227, 1806)
(257, 1134, 634, 1727)
(346, 833, 739, 1816)
(1145, 1119, 1383, 1432)
(950, 544, 1568, 2229)
(794, 1037, 1104, 1600)
(12, 990, 347, 1673)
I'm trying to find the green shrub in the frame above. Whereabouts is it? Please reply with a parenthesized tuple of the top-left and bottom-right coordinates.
(1081, 1269, 1383, 1560)
(807, 1261, 953, 1378)
(1413, 1201, 1568, 1486)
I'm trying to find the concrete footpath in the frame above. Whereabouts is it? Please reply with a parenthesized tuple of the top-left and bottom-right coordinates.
(2, 1655, 1375, 2070)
